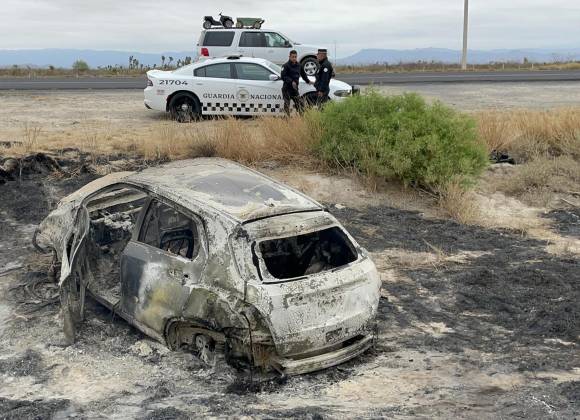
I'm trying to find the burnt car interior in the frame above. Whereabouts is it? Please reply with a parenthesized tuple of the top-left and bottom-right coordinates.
(258, 227, 358, 280)
(85, 189, 202, 304)
(86, 186, 147, 302)
(139, 200, 199, 260)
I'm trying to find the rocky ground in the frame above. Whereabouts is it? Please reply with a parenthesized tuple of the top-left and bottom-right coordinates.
(0, 154, 578, 419)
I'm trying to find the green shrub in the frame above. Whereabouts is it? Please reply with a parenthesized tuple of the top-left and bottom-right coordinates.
(313, 92, 488, 190)
(72, 60, 90, 72)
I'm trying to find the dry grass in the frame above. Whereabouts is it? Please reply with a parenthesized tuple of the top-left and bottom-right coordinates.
(22, 122, 42, 153)
(498, 156, 580, 206)
(105, 116, 319, 166)
(476, 108, 580, 161)
(438, 181, 481, 224)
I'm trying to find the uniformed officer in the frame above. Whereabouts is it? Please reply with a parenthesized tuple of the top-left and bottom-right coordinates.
(280, 50, 311, 116)
(314, 48, 334, 107)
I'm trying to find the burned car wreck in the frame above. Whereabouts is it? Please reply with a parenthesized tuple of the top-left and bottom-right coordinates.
(35, 158, 381, 375)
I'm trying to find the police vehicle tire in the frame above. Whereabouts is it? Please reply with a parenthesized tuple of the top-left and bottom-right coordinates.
(302, 92, 318, 108)
(301, 57, 319, 77)
(169, 93, 201, 123)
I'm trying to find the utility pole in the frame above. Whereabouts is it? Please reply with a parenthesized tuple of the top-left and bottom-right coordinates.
(461, 0, 469, 70)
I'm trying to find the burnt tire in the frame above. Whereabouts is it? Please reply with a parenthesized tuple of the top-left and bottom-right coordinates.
(301, 57, 319, 77)
(169, 93, 201, 123)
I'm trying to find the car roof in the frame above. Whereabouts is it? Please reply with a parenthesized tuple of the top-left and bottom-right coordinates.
(195, 56, 274, 67)
(201, 28, 273, 32)
(125, 158, 323, 223)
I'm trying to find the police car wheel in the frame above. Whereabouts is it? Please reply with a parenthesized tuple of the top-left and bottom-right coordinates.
(169, 94, 200, 123)
(302, 92, 318, 107)
(302, 58, 319, 76)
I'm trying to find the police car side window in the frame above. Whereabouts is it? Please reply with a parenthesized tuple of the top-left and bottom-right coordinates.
(196, 64, 232, 79)
(264, 32, 287, 48)
(235, 63, 273, 81)
(239, 32, 266, 48)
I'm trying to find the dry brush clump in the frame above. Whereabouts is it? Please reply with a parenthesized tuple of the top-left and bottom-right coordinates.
(114, 116, 317, 165)
(476, 108, 580, 161)
(476, 108, 580, 205)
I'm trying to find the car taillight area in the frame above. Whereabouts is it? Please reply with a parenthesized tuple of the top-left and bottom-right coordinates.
(258, 227, 358, 280)
(201, 48, 209, 57)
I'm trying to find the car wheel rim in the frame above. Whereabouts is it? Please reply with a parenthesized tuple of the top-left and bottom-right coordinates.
(304, 61, 317, 76)
(175, 100, 193, 122)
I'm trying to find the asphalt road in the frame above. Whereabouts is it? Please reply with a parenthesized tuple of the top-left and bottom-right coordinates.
(1, 70, 580, 90)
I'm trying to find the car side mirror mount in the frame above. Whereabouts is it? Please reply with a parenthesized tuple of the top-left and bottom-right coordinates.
(284, 41, 292, 48)
(269, 74, 280, 81)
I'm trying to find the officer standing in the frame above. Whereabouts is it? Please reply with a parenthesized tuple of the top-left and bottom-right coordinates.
(280, 50, 310, 116)
(314, 48, 334, 107)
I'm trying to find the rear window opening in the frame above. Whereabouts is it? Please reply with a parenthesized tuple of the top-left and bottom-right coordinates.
(258, 227, 358, 280)
(202, 32, 235, 47)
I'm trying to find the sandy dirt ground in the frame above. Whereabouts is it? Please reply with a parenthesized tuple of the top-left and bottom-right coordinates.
(0, 88, 579, 419)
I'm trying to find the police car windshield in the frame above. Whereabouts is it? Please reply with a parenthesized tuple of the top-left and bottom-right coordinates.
(266, 62, 282, 74)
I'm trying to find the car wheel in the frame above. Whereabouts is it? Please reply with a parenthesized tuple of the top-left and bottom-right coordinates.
(302, 92, 318, 108)
(302, 58, 319, 77)
(169, 94, 201, 123)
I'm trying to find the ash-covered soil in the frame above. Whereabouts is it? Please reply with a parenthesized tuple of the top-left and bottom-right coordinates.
(0, 156, 578, 419)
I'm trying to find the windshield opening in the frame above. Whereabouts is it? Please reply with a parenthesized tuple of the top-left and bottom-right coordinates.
(266, 62, 282, 74)
(258, 227, 357, 280)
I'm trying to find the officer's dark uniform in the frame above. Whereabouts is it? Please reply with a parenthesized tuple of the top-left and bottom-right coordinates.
(280, 60, 309, 115)
(314, 50, 334, 107)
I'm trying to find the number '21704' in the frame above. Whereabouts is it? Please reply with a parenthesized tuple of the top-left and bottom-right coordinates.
(159, 80, 188, 86)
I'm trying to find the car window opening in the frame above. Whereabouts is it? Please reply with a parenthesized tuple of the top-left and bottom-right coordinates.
(140, 200, 199, 260)
(259, 227, 357, 280)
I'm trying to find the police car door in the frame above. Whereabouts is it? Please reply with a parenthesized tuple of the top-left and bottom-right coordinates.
(194, 63, 238, 116)
(233, 62, 284, 116)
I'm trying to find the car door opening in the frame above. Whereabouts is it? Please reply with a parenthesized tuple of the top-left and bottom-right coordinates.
(258, 227, 358, 280)
(85, 187, 147, 303)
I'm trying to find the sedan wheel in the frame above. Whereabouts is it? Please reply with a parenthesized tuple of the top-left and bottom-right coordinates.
(169, 95, 200, 123)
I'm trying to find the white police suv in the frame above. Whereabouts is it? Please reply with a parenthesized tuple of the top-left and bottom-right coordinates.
(144, 56, 355, 122)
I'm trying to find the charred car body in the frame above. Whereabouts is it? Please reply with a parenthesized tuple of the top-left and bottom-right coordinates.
(36, 159, 381, 374)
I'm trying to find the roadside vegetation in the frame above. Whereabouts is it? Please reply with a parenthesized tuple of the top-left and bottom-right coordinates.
(476, 108, 580, 206)
(336, 60, 580, 74)
(3, 59, 580, 78)
(2, 92, 579, 226)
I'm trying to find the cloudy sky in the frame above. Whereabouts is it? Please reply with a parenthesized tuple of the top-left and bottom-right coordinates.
(2, 0, 579, 56)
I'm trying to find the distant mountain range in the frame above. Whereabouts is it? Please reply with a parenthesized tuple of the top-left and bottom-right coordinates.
(1, 47, 580, 68)
(337, 48, 580, 65)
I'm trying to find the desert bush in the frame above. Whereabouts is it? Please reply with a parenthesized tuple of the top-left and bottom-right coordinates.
(72, 60, 90, 72)
(314, 92, 488, 190)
